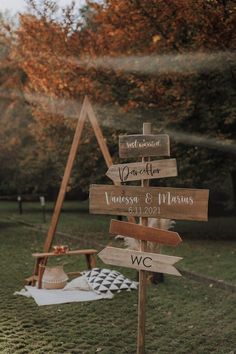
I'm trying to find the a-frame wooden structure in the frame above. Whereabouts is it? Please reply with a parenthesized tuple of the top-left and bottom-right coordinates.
(43, 95, 113, 253)
(27, 96, 116, 286)
(27, 96, 136, 286)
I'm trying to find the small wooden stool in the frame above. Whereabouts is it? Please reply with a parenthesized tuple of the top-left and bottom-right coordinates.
(26, 249, 97, 288)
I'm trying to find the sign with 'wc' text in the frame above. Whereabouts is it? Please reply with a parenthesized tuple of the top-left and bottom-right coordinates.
(119, 134, 170, 158)
(98, 246, 182, 276)
(106, 159, 177, 183)
(89, 184, 209, 221)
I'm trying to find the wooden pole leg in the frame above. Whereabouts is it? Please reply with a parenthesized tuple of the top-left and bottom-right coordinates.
(30, 256, 44, 287)
(33, 257, 42, 277)
(37, 264, 45, 289)
(85, 254, 97, 270)
(90, 254, 97, 269)
(137, 122, 151, 354)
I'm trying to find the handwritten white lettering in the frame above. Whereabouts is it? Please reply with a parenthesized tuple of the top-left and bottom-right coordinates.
(104, 191, 194, 208)
(105, 192, 139, 206)
(158, 192, 194, 206)
(126, 139, 160, 149)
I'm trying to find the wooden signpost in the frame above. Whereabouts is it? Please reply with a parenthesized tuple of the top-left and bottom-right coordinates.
(109, 219, 182, 246)
(98, 246, 182, 276)
(106, 158, 177, 183)
(89, 122, 209, 354)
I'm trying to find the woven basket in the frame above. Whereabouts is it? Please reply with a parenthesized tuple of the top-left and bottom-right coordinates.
(42, 265, 68, 290)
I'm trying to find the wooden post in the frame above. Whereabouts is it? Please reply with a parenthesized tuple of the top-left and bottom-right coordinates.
(137, 122, 152, 354)
(90, 122, 209, 353)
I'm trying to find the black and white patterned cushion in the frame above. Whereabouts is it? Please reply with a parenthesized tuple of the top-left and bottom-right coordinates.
(83, 268, 138, 294)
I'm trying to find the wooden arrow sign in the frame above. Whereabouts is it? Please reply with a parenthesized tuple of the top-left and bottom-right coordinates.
(98, 246, 182, 276)
(106, 159, 177, 183)
(119, 134, 170, 158)
(89, 184, 209, 221)
(109, 219, 182, 246)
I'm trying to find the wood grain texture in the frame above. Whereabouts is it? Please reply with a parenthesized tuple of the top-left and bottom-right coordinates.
(119, 134, 170, 158)
(106, 158, 177, 182)
(109, 219, 182, 246)
(137, 122, 151, 354)
(89, 184, 209, 221)
(32, 249, 97, 258)
(98, 246, 182, 276)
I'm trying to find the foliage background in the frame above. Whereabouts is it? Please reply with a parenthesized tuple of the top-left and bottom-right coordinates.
(0, 0, 235, 215)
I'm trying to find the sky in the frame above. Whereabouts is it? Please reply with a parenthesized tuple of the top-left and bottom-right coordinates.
(0, 0, 86, 14)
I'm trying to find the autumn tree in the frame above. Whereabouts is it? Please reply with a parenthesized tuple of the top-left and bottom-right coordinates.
(15, 0, 236, 209)
(0, 13, 35, 195)
(15, 1, 121, 195)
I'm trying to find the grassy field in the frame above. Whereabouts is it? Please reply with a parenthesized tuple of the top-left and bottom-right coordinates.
(0, 201, 235, 353)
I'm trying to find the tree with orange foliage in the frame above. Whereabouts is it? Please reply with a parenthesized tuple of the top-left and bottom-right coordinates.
(0, 13, 35, 195)
(14, 0, 236, 210)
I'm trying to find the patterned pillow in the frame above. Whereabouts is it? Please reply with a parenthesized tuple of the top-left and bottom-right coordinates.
(63, 275, 91, 291)
(83, 268, 138, 294)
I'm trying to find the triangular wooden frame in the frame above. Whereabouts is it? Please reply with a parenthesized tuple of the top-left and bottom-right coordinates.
(43, 96, 114, 253)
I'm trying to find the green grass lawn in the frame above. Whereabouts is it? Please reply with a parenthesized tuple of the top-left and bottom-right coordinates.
(0, 201, 235, 353)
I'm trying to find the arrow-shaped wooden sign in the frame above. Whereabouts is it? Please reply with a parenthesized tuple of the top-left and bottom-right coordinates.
(109, 219, 182, 246)
(98, 246, 182, 276)
(89, 184, 209, 221)
(106, 159, 177, 183)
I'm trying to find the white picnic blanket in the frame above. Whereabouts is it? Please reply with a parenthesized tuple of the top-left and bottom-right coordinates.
(14, 286, 113, 306)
